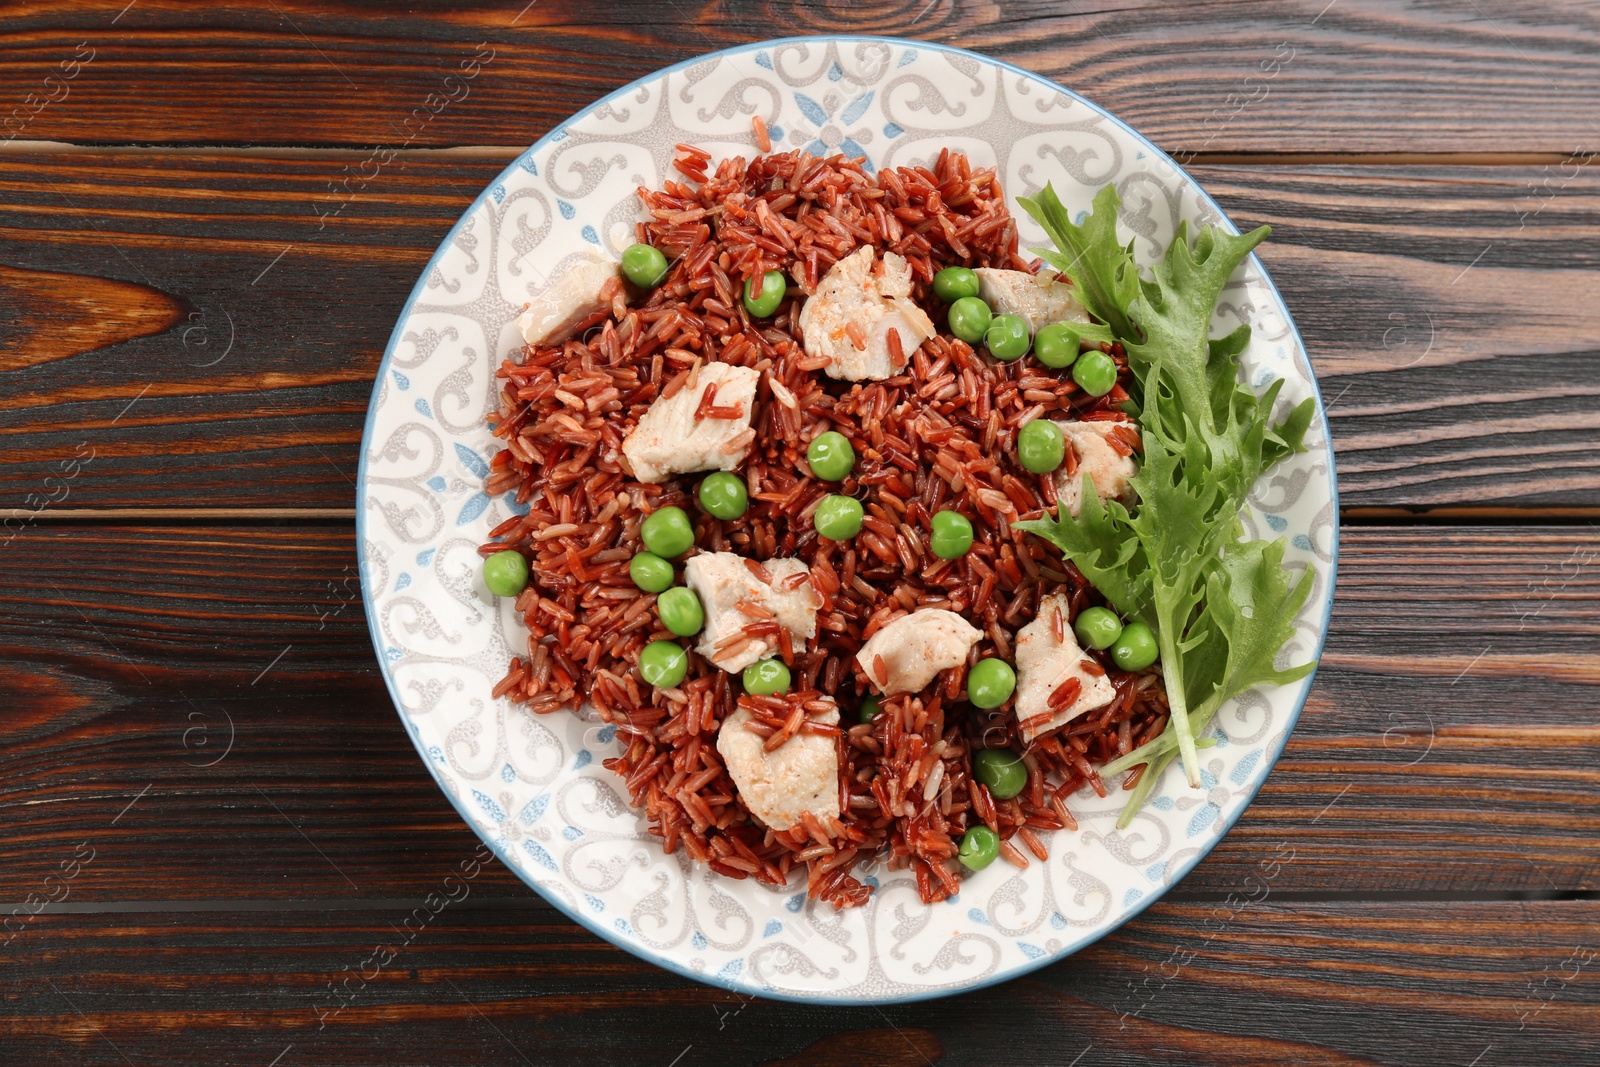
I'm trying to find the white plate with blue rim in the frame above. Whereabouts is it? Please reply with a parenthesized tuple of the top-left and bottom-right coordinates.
(356, 34, 1338, 1003)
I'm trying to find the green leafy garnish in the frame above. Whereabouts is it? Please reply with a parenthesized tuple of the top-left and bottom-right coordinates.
(1014, 183, 1318, 823)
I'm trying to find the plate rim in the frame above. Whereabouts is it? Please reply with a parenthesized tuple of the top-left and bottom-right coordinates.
(355, 32, 1341, 1005)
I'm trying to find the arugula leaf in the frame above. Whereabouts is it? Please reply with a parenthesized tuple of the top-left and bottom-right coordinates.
(1012, 181, 1318, 807)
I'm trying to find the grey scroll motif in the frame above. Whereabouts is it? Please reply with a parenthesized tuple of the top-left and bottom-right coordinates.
(427, 216, 480, 293)
(366, 422, 445, 543)
(591, 82, 651, 125)
(1056, 852, 1113, 928)
(1086, 806, 1173, 868)
(402, 673, 466, 718)
(1013, 73, 1078, 116)
(989, 867, 1052, 937)
(504, 186, 553, 278)
(1116, 170, 1183, 256)
(691, 76, 781, 123)
(911, 933, 1000, 978)
(749, 940, 842, 984)
(841, 40, 893, 84)
(675, 58, 722, 101)
(629, 863, 694, 950)
(1015, 118, 1124, 198)
(432, 344, 481, 435)
(543, 140, 631, 200)
(772, 41, 826, 85)
(396, 325, 459, 370)
(697, 868, 755, 952)
(941, 53, 986, 99)
(881, 73, 970, 121)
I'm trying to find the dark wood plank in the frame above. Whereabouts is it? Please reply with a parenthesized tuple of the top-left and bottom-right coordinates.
(0, 524, 1596, 905)
(2, 1, 1598, 153)
(1206, 165, 1600, 508)
(3, 900, 1597, 1063)
(0, 148, 484, 512)
(2, 151, 1598, 510)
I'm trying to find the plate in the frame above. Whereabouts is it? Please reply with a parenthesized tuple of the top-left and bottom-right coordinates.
(356, 35, 1338, 1003)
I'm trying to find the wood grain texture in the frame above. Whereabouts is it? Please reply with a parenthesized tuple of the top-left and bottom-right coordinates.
(0, 524, 1595, 905)
(1207, 165, 1600, 507)
(3, 901, 1597, 1064)
(1, 151, 1598, 509)
(0, 263, 185, 370)
(1, 1, 1599, 153)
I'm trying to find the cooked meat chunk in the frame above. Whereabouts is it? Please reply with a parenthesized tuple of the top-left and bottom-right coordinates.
(1013, 594, 1118, 743)
(798, 246, 936, 381)
(516, 257, 621, 346)
(716, 699, 841, 831)
(1052, 419, 1141, 518)
(855, 608, 982, 696)
(684, 552, 820, 673)
(621, 362, 759, 484)
(973, 267, 1091, 334)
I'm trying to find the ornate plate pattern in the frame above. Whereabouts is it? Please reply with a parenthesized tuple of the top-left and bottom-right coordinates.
(357, 35, 1339, 1003)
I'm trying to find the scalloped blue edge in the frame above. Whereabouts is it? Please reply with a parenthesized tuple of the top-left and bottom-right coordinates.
(355, 34, 1341, 1006)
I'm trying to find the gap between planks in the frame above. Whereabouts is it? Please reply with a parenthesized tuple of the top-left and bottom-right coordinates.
(10, 507, 1600, 526)
(0, 139, 1583, 168)
(9, 889, 1599, 914)
(1, 508, 357, 522)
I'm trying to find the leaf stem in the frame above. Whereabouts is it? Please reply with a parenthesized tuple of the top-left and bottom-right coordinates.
(1103, 690, 1225, 779)
(1115, 749, 1177, 829)
(1157, 625, 1202, 788)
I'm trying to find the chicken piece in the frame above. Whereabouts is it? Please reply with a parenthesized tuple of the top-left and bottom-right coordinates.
(797, 246, 936, 381)
(621, 362, 760, 484)
(716, 699, 841, 831)
(1013, 594, 1118, 743)
(516, 257, 621, 346)
(1052, 419, 1141, 518)
(974, 268, 1091, 334)
(683, 552, 820, 673)
(855, 608, 982, 696)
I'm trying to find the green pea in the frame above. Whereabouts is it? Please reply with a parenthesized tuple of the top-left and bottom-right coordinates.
(984, 313, 1030, 361)
(858, 694, 881, 725)
(656, 586, 704, 637)
(1073, 350, 1119, 397)
(947, 296, 993, 344)
(1033, 322, 1081, 369)
(1016, 419, 1066, 474)
(1073, 606, 1123, 651)
(698, 472, 749, 520)
(932, 266, 980, 303)
(621, 243, 669, 289)
(482, 550, 530, 597)
(629, 551, 675, 593)
(972, 747, 1028, 800)
(966, 658, 1016, 710)
(742, 270, 787, 318)
(929, 509, 974, 560)
(813, 494, 864, 540)
(807, 431, 855, 482)
(640, 506, 694, 558)
(1111, 620, 1159, 671)
(638, 640, 689, 688)
(958, 825, 1000, 871)
(742, 657, 791, 695)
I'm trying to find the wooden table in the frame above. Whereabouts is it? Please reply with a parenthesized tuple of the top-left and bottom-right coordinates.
(4, 2, 1597, 1063)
